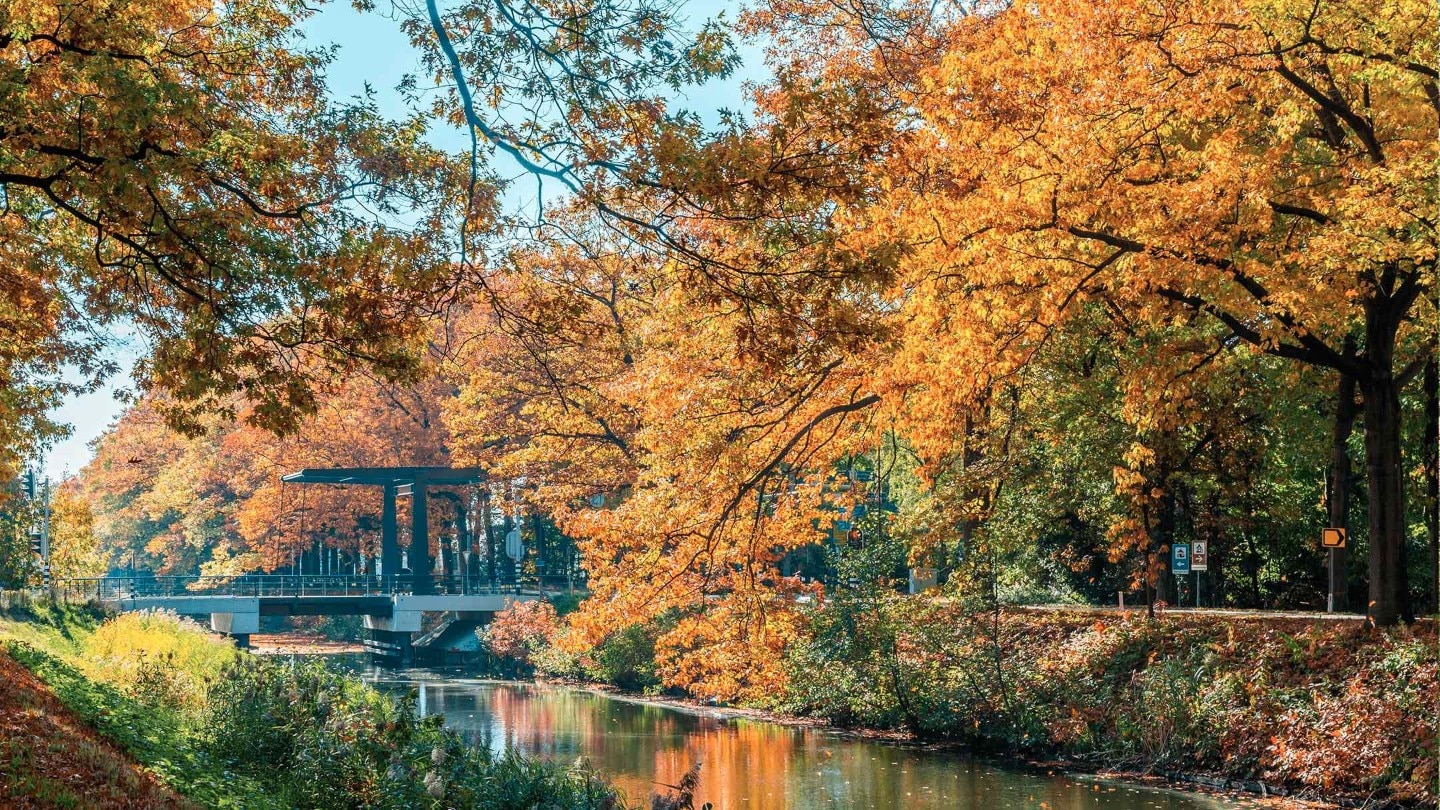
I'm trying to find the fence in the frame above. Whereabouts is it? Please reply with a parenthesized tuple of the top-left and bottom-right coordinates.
(54, 574, 584, 602)
(0, 586, 97, 612)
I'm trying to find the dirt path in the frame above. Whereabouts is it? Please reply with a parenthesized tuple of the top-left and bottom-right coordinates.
(0, 649, 191, 810)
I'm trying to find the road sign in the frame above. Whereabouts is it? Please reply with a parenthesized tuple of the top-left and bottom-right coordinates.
(1191, 540, 1208, 571)
(1171, 543, 1191, 575)
(1322, 528, 1345, 613)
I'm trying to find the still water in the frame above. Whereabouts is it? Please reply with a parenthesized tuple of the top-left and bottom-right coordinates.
(360, 669, 1247, 810)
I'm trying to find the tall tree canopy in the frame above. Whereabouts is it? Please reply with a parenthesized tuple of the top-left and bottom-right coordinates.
(21, 0, 1437, 691)
(0, 0, 488, 483)
(441, 0, 1435, 629)
(852, 0, 1437, 624)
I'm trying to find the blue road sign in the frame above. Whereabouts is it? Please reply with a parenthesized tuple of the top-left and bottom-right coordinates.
(1171, 543, 1191, 575)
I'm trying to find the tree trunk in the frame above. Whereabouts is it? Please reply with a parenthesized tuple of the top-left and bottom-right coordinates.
(1156, 487, 1177, 606)
(1327, 343, 1358, 612)
(1425, 358, 1438, 616)
(1360, 370, 1411, 625)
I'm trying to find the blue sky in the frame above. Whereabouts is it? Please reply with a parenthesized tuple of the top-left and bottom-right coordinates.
(41, 0, 765, 480)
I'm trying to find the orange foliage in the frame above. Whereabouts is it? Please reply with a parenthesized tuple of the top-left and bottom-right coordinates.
(483, 600, 560, 665)
(80, 368, 453, 574)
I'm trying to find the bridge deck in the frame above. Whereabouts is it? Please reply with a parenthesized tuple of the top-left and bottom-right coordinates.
(58, 576, 565, 657)
(111, 592, 535, 617)
(59, 575, 574, 601)
(66, 576, 562, 620)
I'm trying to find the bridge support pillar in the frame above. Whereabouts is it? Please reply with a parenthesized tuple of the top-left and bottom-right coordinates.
(410, 482, 432, 594)
(381, 484, 400, 580)
(210, 610, 259, 647)
(364, 611, 422, 666)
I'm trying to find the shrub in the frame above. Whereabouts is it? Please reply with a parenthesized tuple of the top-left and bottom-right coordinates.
(203, 655, 627, 809)
(481, 601, 559, 669)
(82, 610, 238, 712)
(548, 592, 584, 617)
(584, 624, 660, 692)
(779, 604, 1437, 805)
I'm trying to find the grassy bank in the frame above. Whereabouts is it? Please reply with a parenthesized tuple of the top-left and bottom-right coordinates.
(0, 635, 189, 809)
(493, 597, 1437, 807)
(781, 602, 1436, 807)
(0, 601, 627, 809)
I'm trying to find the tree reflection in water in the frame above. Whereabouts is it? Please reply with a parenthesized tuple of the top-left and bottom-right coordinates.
(372, 675, 1239, 810)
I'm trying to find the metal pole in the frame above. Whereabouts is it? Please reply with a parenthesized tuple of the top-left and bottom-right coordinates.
(1327, 547, 1335, 613)
(41, 477, 51, 590)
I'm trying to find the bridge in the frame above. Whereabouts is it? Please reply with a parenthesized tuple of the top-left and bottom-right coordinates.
(61, 574, 565, 663)
(57, 464, 584, 664)
(278, 465, 491, 596)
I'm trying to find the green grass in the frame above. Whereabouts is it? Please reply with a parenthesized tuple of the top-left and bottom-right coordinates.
(0, 603, 287, 809)
(1, 600, 629, 809)
(0, 738, 88, 809)
(0, 599, 103, 657)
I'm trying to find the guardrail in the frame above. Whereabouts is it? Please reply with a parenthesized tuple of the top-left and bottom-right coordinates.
(55, 574, 584, 602)
(0, 587, 94, 611)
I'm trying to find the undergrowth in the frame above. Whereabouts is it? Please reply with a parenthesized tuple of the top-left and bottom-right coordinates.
(1, 602, 627, 809)
(778, 600, 1438, 806)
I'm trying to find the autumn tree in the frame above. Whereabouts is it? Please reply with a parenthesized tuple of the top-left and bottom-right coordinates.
(439, 0, 1435, 656)
(81, 396, 223, 573)
(227, 370, 454, 574)
(827, 0, 1437, 624)
(444, 215, 876, 698)
(78, 363, 459, 577)
(48, 478, 107, 579)
(0, 482, 40, 586)
(0, 0, 487, 483)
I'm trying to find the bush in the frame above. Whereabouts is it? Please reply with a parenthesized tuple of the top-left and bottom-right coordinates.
(204, 655, 626, 809)
(548, 592, 584, 617)
(481, 601, 559, 670)
(82, 610, 238, 712)
(584, 624, 660, 692)
(780, 604, 1438, 805)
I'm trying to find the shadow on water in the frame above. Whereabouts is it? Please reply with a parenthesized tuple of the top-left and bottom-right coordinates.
(353, 667, 1249, 810)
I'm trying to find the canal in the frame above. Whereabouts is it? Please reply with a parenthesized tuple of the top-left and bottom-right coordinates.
(362, 669, 1250, 810)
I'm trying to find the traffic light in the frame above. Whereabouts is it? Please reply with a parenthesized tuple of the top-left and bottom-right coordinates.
(28, 529, 43, 556)
(22, 469, 36, 500)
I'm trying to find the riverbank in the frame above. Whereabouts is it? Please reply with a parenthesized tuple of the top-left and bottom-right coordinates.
(248, 630, 365, 655)
(0, 601, 630, 809)
(0, 601, 280, 808)
(492, 599, 1437, 808)
(534, 679, 1336, 809)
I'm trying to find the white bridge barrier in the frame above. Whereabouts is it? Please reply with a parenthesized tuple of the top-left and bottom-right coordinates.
(57, 575, 565, 661)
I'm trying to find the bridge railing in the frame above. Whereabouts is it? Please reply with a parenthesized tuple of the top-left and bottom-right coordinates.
(56, 574, 584, 602)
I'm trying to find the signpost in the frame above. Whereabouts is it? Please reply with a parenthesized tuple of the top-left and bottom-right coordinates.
(1191, 540, 1208, 608)
(1171, 543, 1191, 606)
(1171, 543, 1191, 574)
(1322, 528, 1346, 613)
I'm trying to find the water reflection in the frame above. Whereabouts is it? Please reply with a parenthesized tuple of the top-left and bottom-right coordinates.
(366, 672, 1243, 810)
